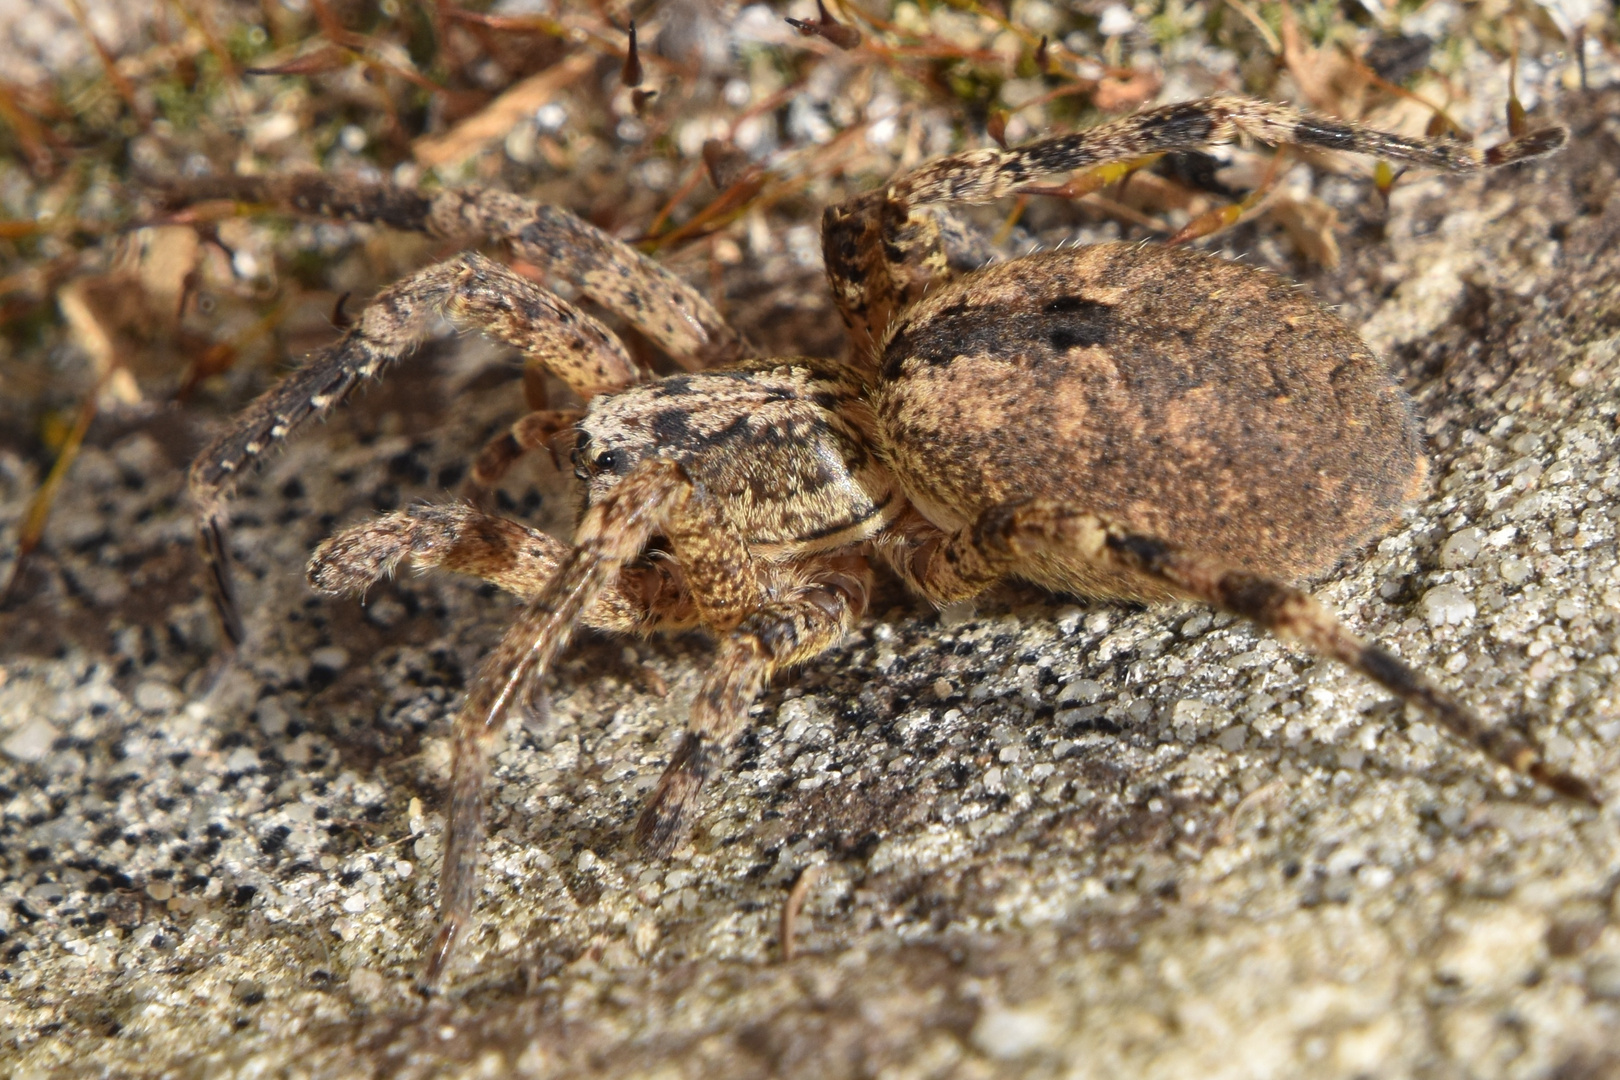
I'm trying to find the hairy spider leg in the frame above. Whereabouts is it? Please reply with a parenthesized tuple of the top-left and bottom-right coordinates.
(608, 474, 872, 856)
(158, 172, 747, 369)
(883, 499, 1599, 807)
(190, 252, 638, 645)
(307, 502, 694, 635)
(635, 559, 871, 856)
(419, 463, 692, 988)
(823, 95, 1568, 360)
(890, 96, 1566, 208)
(470, 408, 586, 489)
(310, 498, 872, 867)
(413, 459, 853, 988)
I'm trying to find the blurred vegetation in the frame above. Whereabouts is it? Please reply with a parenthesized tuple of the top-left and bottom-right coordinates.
(0, 0, 1611, 597)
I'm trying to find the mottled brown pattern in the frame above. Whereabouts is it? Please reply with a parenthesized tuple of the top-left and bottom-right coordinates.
(823, 96, 1567, 363)
(178, 96, 1590, 988)
(189, 252, 640, 644)
(157, 173, 745, 368)
(873, 244, 1425, 599)
(576, 358, 896, 555)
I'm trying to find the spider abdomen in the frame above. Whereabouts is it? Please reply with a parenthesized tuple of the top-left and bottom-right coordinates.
(874, 243, 1426, 598)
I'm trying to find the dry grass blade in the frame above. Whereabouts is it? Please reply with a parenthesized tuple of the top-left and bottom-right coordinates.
(1, 374, 108, 607)
(63, 0, 148, 125)
(0, 80, 57, 174)
(244, 45, 354, 78)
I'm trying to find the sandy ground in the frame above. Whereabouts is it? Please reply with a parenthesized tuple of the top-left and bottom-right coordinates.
(2, 9, 1620, 1078)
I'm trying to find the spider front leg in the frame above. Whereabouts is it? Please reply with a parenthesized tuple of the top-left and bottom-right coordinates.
(306, 502, 696, 635)
(191, 252, 637, 644)
(889, 500, 1599, 807)
(157, 173, 746, 369)
(422, 459, 781, 988)
(470, 408, 585, 490)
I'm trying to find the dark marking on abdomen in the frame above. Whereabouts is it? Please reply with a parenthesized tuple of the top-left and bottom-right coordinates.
(650, 409, 693, 446)
(1044, 297, 1113, 350)
(882, 294, 1117, 378)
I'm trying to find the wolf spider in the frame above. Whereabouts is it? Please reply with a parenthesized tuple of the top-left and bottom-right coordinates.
(176, 95, 1594, 988)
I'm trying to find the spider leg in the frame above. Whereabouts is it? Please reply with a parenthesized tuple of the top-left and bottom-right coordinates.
(823, 95, 1566, 360)
(890, 97, 1565, 209)
(892, 499, 1599, 807)
(156, 172, 746, 368)
(191, 252, 635, 645)
(422, 459, 760, 989)
(306, 502, 696, 635)
(470, 408, 586, 489)
(635, 557, 871, 857)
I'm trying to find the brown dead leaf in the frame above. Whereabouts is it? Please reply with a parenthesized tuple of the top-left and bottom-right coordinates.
(1268, 194, 1341, 268)
(785, 0, 863, 50)
(701, 140, 753, 190)
(56, 226, 202, 406)
(413, 52, 595, 169)
(1093, 69, 1161, 113)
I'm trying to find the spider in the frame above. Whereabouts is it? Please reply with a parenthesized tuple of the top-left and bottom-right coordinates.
(171, 95, 1596, 989)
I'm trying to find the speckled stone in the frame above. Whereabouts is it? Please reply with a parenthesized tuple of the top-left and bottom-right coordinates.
(3, 54, 1620, 1080)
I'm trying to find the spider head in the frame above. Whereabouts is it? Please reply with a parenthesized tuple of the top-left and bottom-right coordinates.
(574, 363, 895, 551)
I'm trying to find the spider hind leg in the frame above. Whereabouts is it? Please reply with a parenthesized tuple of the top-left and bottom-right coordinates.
(820, 95, 1567, 365)
(900, 499, 1599, 807)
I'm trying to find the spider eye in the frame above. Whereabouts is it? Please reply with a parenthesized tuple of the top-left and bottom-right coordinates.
(595, 450, 622, 474)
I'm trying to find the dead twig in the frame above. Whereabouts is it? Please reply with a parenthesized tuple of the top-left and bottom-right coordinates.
(781, 865, 822, 962)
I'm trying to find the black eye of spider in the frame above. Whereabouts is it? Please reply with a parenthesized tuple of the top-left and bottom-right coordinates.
(595, 449, 622, 474)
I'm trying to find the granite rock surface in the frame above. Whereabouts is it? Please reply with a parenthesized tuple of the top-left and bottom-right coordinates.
(2, 68, 1620, 1080)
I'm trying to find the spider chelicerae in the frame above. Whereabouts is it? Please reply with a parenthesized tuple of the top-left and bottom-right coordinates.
(170, 94, 1595, 988)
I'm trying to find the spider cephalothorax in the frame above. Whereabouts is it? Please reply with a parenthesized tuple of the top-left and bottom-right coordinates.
(176, 94, 1596, 989)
